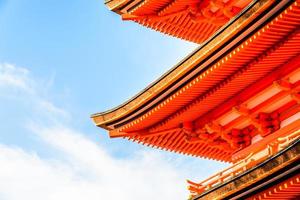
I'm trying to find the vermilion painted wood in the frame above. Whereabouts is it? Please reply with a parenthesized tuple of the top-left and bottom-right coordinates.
(122, 0, 253, 43)
(95, 1, 300, 162)
(121, 5, 300, 133)
(106, 2, 300, 162)
(246, 174, 300, 200)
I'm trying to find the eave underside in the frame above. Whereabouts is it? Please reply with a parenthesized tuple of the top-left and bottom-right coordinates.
(94, 0, 276, 128)
(93, 1, 300, 162)
(191, 139, 300, 200)
(105, 0, 256, 43)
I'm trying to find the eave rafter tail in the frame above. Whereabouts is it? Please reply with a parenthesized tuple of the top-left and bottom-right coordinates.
(192, 54, 300, 129)
(172, 70, 300, 153)
(121, 0, 246, 24)
(91, 0, 279, 128)
(109, 0, 277, 43)
(94, 1, 300, 162)
(111, 50, 300, 157)
(109, 126, 182, 139)
(147, 21, 300, 133)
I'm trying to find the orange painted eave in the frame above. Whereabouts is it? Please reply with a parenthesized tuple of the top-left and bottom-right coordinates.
(104, 0, 259, 43)
(92, 0, 274, 129)
(104, 0, 132, 12)
(92, 1, 300, 162)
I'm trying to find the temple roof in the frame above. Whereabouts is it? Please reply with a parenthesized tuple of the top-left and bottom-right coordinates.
(104, 0, 255, 43)
(93, 1, 300, 162)
(94, 0, 274, 129)
(190, 139, 300, 199)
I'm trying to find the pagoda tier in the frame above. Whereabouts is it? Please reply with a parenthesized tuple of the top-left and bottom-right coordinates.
(247, 173, 300, 200)
(105, 0, 257, 43)
(92, 1, 300, 162)
(188, 139, 300, 199)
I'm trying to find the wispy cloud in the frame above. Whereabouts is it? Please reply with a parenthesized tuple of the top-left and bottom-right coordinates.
(0, 126, 190, 200)
(0, 63, 227, 200)
(0, 63, 33, 93)
(0, 62, 69, 122)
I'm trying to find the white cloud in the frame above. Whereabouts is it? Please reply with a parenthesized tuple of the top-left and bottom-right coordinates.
(0, 126, 189, 200)
(0, 62, 70, 122)
(0, 64, 227, 200)
(0, 63, 33, 93)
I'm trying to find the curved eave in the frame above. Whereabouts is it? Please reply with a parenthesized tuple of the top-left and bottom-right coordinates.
(92, 0, 279, 129)
(104, 0, 130, 12)
(104, 0, 141, 14)
(104, 0, 257, 43)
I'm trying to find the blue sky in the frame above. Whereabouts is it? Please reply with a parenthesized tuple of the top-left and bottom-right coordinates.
(0, 1, 228, 199)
